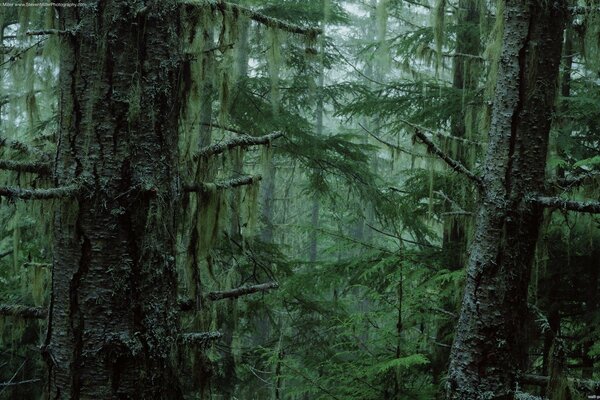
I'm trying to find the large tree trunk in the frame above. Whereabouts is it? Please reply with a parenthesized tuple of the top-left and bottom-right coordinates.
(44, 1, 184, 398)
(446, 1, 567, 398)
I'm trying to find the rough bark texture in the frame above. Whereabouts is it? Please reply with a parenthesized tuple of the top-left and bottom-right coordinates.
(44, 1, 184, 398)
(446, 1, 567, 398)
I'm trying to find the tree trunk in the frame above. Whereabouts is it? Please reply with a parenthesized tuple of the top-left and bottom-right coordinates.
(44, 2, 184, 398)
(446, 1, 567, 398)
(443, 0, 480, 270)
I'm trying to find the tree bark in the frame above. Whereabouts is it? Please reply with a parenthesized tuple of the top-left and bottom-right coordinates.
(44, 2, 184, 398)
(446, 1, 568, 399)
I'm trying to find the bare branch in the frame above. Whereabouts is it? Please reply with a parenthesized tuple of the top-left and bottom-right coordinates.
(0, 378, 41, 388)
(208, 282, 279, 301)
(0, 304, 46, 319)
(182, 1, 322, 36)
(0, 185, 78, 200)
(0, 159, 51, 174)
(532, 196, 600, 214)
(196, 132, 283, 159)
(0, 250, 11, 260)
(180, 331, 223, 346)
(184, 175, 262, 193)
(413, 129, 483, 188)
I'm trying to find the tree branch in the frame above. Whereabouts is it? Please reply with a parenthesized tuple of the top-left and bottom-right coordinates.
(179, 282, 279, 310)
(195, 132, 283, 159)
(201, 123, 247, 135)
(208, 282, 279, 301)
(182, 1, 323, 36)
(0, 159, 51, 175)
(0, 304, 46, 319)
(184, 175, 262, 193)
(0, 378, 41, 388)
(0, 135, 45, 157)
(0, 185, 78, 200)
(554, 170, 600, 189)
(532, 196, 600, 213)
(180, 331, 223, 346)
(399, 118, 483, 146)
(413, 129, 483, 188)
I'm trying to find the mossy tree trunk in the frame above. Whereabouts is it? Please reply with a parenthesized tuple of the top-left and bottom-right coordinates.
(44, 1, 184, 398)
(446, 1, 567, 398)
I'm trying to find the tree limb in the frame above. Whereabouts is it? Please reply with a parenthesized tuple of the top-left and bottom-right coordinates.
(0, 135, 45, 157)
(0, 304, 46, 319)
(0, 159, 51, 175)
(184, 175, 262, 193)
(201, 123, 247, 135)
(179, 282, 279, 310)
(195, 132, 283, 159)
(0, 185, 78, 200)
(554, 170, 600, 189)
(399, 118, 483, 146)
(208, 282, 279, 301)
(413, 129, 483, 188)
(0, 378, 41, 388)
(180, 331, 223, 346)
(182, 1, 323, 36)
(532, 196, 600, 213)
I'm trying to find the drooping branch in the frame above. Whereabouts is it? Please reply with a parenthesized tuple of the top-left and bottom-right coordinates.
(413, 129, 483, 188)
(182, 1, 323, 36)
(184, 175, 262, 193)
(195, 132, 283, 159)
(208, 282, 279, 301)
(0, 185, 78, 200)
(532, 196, 600, 213)
(0, 304, 46, 319)
(0, 159, 51, 175)
(180, 332, 223, 346)
(520, 374, 600, 391)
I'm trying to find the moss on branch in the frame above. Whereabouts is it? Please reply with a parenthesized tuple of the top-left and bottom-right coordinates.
(195, 132, 283, 159)
(184, 175, 262, 193)
(0, 185, 78, 200)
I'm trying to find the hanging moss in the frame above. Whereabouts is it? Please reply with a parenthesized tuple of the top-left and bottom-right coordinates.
(432, 0, 446, 74)
(266, 28, 282, 115)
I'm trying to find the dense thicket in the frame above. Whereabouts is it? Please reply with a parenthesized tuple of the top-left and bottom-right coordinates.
(0, 1, 598, 399)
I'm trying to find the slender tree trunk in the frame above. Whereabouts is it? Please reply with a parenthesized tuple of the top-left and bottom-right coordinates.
(446, 1, 567, 398)
(44, 2, 184, 398)
(443, 0, 480, 270)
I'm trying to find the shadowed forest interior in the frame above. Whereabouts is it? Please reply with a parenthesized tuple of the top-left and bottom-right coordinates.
(0, 0, 599, 399)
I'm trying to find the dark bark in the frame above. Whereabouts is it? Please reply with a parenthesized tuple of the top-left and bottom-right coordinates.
(45, 2, 184, 398)
(446, 1, 568, 398)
